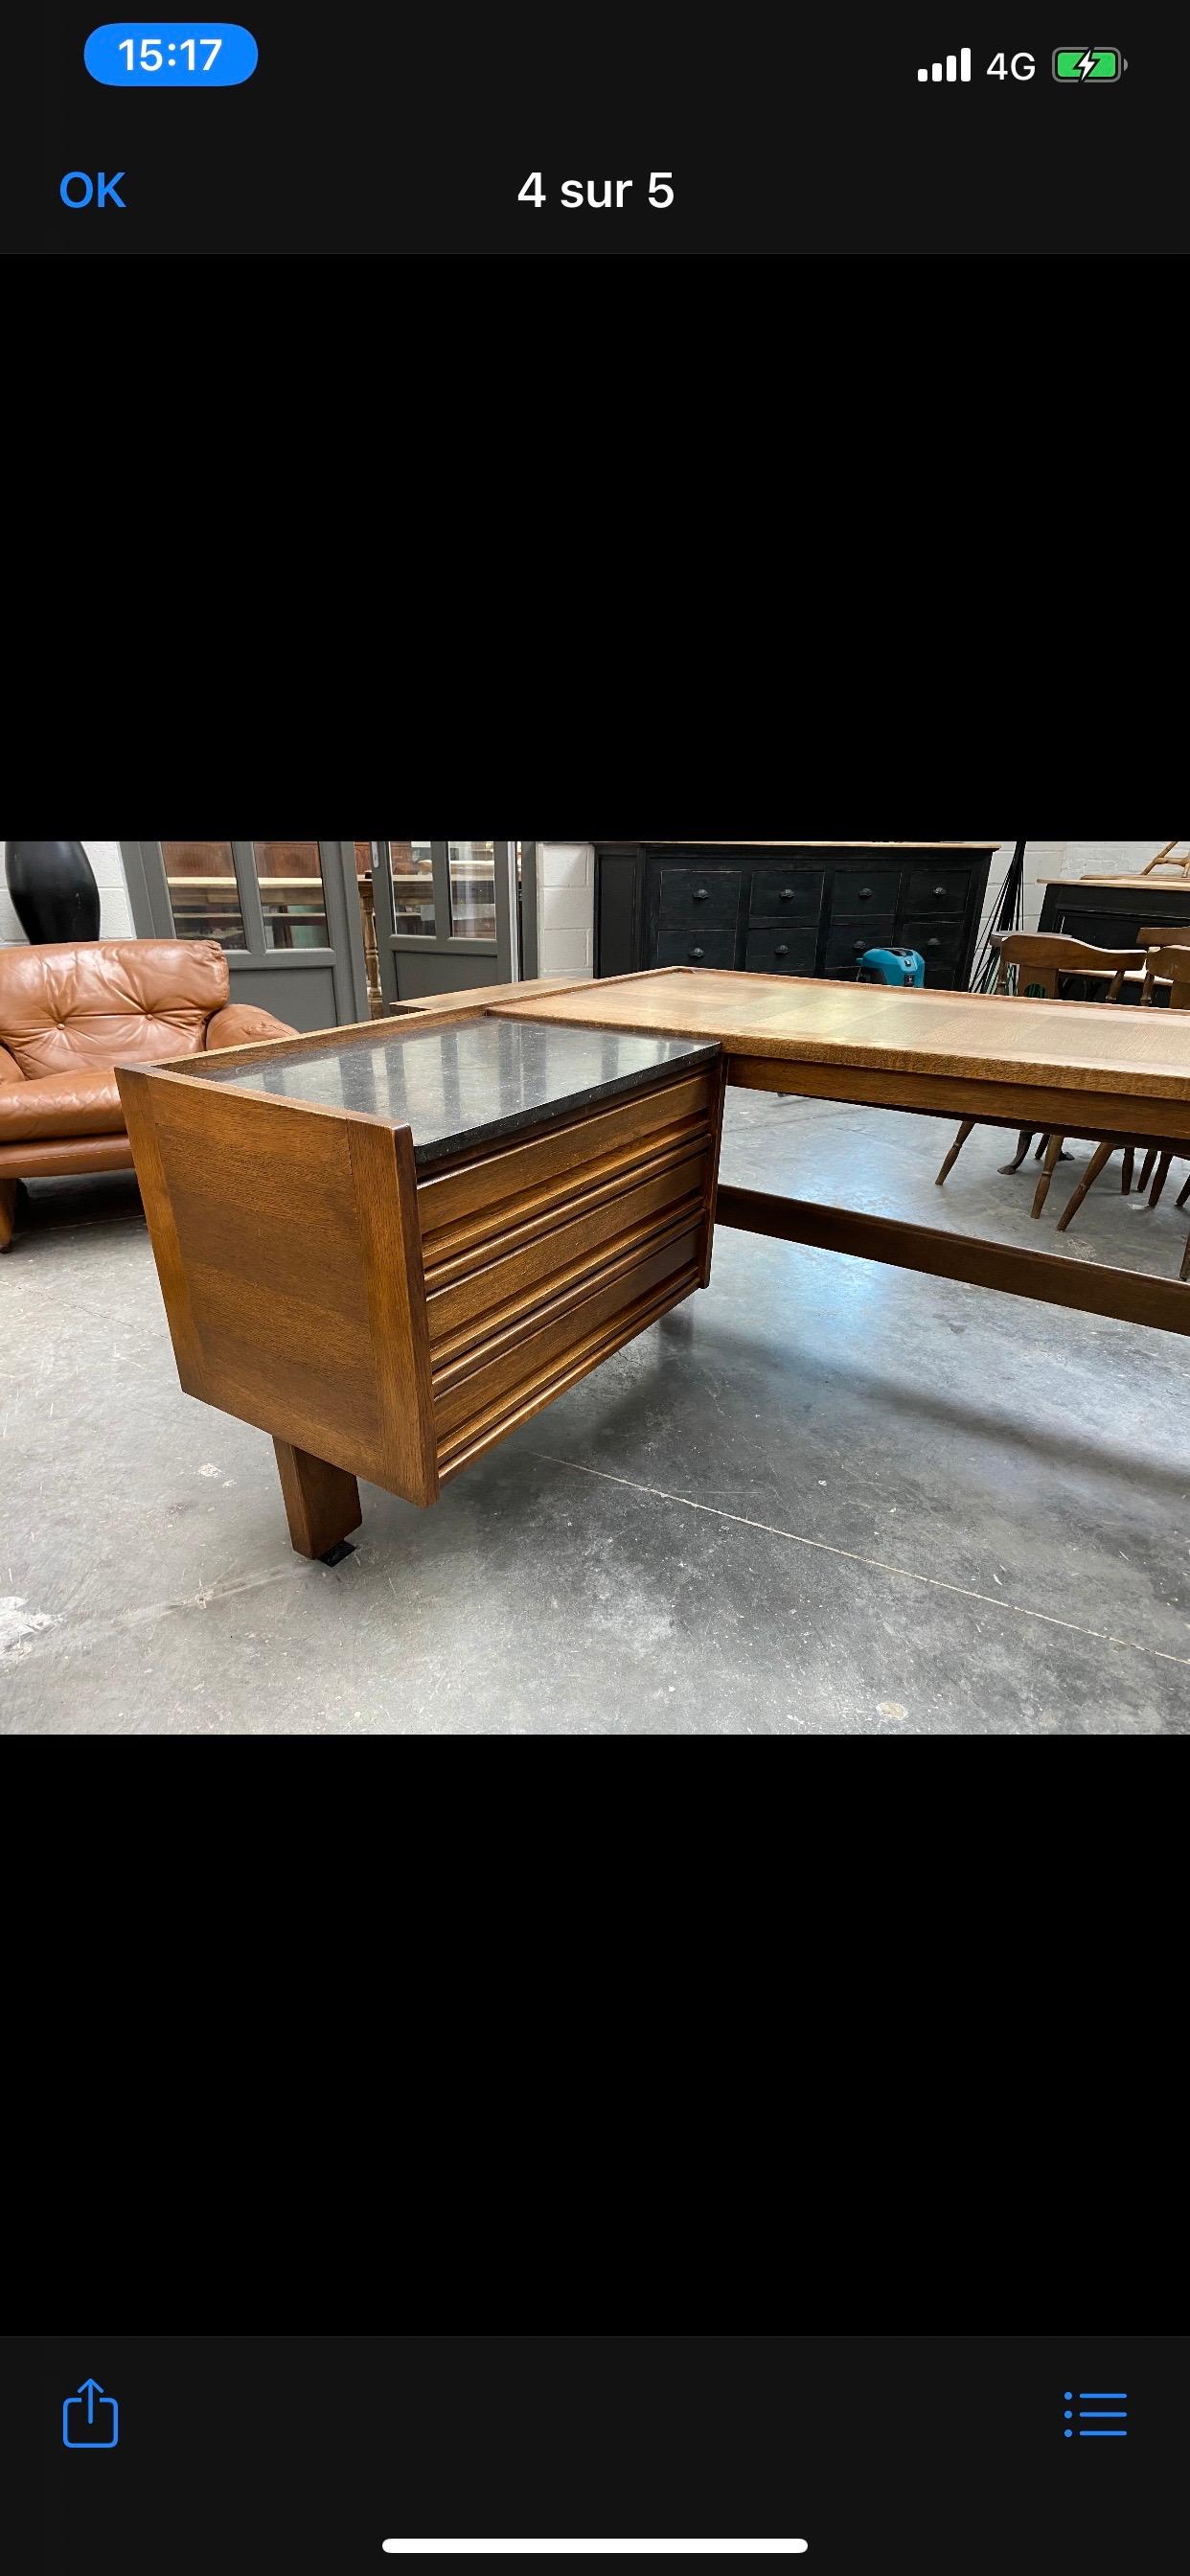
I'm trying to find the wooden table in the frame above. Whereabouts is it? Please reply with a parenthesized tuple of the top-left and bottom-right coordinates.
(483, 969, 1190, 1339)
(119, 967, 1190, 1564)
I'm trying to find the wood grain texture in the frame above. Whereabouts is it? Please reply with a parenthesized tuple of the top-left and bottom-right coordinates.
(117, 1064, 207, 1389)
(426, 1151, 710, 1358)
(118, 1068, 424, 1493)
(435, 1233, 703, 1471)
(416, 1070, 716, 1236)
(716, 1186, 1190, 1335)
(489, 969, 1190, 1107)
(729, 1055, 1190, 1144)
(422, 1125, 714, 1290)
(346, 1119, 440, 1506)
(120, 1044, 725, 1547)
(274, 1441, 363, 1558)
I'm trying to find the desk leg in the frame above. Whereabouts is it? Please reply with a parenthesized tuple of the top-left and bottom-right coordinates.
(274, 1440, 363, 1561)
(0, 1179, 15, 1251)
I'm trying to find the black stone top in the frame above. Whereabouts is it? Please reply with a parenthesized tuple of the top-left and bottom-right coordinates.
(197, 1017, 721, 1166)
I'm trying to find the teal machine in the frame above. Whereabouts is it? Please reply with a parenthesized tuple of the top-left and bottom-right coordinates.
(857, 947, 926, 988)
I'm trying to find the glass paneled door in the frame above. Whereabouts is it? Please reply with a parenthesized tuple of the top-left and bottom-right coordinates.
(372, 840, 523, 1003)
(121, 841, 371, 1031)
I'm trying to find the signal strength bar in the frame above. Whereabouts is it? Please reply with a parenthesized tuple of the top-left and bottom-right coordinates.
(918, 49, 972, 79)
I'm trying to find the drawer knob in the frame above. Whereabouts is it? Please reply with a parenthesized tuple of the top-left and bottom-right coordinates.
(859, 886, 874, 900)
(690, 946, 705, 960)
(854, 938, 865, 953)
(775, 943, 790, 958)
(781, 887, 796, 902)
(927, 936, 940, 950)
(933, 884, 947, 899)
(693, 886, 710, 902)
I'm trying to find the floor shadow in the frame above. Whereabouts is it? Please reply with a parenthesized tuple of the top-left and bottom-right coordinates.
(7, 1172, 146, 1246)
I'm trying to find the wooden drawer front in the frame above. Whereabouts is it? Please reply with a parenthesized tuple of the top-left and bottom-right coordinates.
(435, 1226, 703, 1474)
(418, 1070, 716, 1245)
(745, 926, 818, 976)
(831, 865, 903, 919)
(901, 863, 972, 916)
(654, 923, 738, 968)
(824, 919, 897, 975)
(749, 864, 825, 923)
(899, 913, 966, 968)
(426, 1144, 710, 1365)
(656, 866, 742, 930)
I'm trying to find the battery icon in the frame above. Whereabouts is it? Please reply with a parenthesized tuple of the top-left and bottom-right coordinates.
(1052, 46, 1127, 79)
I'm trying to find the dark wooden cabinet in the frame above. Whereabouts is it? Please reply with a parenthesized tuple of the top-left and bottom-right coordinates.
(595, 844, 995, 989)
(1039, 878, 1190, 952)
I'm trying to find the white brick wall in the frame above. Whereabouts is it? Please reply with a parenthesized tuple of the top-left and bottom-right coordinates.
(0, 840, 133, 945)
(978, 839, 1179, 942)
(538, 841, 594, 978)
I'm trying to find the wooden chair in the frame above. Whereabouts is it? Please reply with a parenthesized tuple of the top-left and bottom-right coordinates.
(1130, 946, 1190, 1269)
(935, 933, 1146, 1208)
(1133, 930, 1183, 1196)
(1055, 945, 1190, 1271)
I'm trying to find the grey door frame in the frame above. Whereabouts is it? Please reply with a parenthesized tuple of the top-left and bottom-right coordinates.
(372, 840, 522, 1004)
(121, 840, 371, 1024)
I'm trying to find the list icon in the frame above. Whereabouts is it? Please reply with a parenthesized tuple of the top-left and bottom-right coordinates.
(1064, 2389, 1128, 2437)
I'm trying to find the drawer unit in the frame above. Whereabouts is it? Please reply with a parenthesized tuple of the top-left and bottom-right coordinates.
(421, 1069, 721, 1474)
(121, 1017, 726, 1560)
(830, 864, 904, 920)
(595, 845, 996, 992)
(655, 923, 738, 969)
(656, 866, 742, 931)
(899, 914, 966, 969)
(744, 926, 818, 976)
(824, 919, 898, 976)
(749, 864, 826, 923)
(433, 1227, 704, 1475)
(902, 863, 973, 916)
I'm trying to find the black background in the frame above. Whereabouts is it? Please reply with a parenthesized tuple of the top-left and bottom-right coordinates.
(14, 2334, 1187, 2575)
(11, 6, 1187, 251)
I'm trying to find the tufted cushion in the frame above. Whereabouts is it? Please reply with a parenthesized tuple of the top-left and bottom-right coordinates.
(0, 1066, 126, 1142)
(0, 940, 230, 1080)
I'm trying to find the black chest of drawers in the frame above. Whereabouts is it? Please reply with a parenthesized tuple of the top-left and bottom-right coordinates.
(594, 845, 995, 989)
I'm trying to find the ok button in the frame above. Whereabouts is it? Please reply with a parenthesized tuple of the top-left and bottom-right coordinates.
(60, 171, 126, 205)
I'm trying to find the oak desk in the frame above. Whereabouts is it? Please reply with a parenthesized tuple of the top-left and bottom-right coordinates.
(486, 967, 1190, 1337)
(118, 1012, 724, 1561)
(120, 970, 1190, 1562)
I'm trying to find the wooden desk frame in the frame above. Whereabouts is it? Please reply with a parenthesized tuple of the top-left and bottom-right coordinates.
(118, 968, 1188, 1564)
(483, 973, 1190, 1341)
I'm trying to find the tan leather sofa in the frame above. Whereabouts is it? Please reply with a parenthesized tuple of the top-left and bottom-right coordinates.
(0, 940, 296, 1249)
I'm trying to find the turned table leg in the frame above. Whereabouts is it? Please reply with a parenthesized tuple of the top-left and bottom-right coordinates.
(274, 1439, 362, 1561)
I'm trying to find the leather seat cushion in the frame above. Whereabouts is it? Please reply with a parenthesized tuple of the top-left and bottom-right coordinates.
(0, 1067, 127, 1141)
(0, 939, 229, 1079)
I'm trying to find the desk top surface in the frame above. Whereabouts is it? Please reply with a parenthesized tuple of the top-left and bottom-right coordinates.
(487, 970, 1190, 1102)
(198, 1014, 718, 1163)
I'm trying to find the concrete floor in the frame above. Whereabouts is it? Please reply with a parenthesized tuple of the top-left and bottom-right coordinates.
(3, 1092, 1188, 1735)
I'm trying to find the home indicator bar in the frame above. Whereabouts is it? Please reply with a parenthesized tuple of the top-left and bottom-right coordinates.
(381, 2548, 810, 2560)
